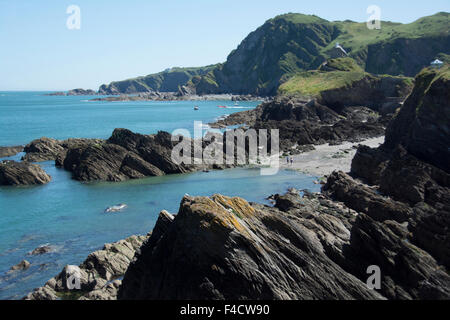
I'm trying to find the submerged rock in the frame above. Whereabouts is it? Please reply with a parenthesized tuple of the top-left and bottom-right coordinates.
(9, 260, 31, 272)
(29, 245, 54, 256)
(0, 161, 51, 186)
(0, 146, 23, 158)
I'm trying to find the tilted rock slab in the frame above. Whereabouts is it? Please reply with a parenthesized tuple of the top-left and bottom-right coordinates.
(0, 161, 51, 186)
(119, 194, 383, 300)
(24, 235, 148, 300)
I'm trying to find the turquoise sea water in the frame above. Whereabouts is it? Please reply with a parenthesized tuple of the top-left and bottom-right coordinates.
(0, 92, 320, 299)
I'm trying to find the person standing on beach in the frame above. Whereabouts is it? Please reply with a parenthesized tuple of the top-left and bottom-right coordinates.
(286, 156, 290, 165)
(290, 157, 294, 165)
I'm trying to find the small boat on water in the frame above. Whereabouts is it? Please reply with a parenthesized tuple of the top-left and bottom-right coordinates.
(218, 105, 227, 108)
(194, 106, 199, 110)
(104, 204, 128, 213)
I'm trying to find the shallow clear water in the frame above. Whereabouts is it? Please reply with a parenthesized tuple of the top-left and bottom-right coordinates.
(0, 92, 320, 299)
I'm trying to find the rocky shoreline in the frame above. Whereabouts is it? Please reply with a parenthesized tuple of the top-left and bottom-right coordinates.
(89, 93, 267, 102)
(20, 65, 450, 300)
(0, 146, 23, 158)
(24, 234, 149, 300)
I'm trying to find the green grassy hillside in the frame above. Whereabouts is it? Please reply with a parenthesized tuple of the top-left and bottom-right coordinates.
(98, 65, 219, 95)
(98, 12, 449, 96)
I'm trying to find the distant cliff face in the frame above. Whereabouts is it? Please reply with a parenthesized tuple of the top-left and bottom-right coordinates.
(196, 15, 339, 96)
(98, 12, 449, 96)
(197, 12, 449, 96)
(98, 65, 218, 95)
(385, 65, 450, 172)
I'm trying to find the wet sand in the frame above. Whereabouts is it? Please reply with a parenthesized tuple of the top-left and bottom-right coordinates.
(281, 136, 385, 177)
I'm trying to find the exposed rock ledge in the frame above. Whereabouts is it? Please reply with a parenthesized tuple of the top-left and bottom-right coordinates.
(22, 129, 236, 183)
(90, 93, 266, 102)
(24, 182, 450, 300)
(0, 145, 23, 158)
(0, 161, 51, 186)
(24, 235, 149, 300)
(209, 98, 391, 154)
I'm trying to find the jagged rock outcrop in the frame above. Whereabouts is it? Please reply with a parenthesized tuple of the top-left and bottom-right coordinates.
(385, 66, 450, 173)
(59, 128, 235, 182)
(29, 245, 54, 255)
(23, 138, 65, 162)
(9, 260, 31, 272)
(118, 190, 449, 300)
(24, 235, 148, 300)
(119, 194, 383, 300)
(318, 66, 450, 298)
(0, 161, 51, 186)
(61, 130, 188, 182)
(0, 146, 23, 158)
(22, 137, 102, 163)
(322, 171, 450, 299)
(211, 97, 388, 153)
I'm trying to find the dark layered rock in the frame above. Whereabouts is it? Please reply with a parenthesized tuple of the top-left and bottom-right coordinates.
(23, 137, 102, 163)
(24, 235, 148, 300)
(323, 171, 412, 223)
(9, 260, 31, 272)
(317, 74, 412, 112)
(119, 194, 382, 300)
(67, 89, 97, 96)
(0, 146, 23, 158)
(0, 161, 51, 186)
(385, 67, 450, 173)
(321, 66, 450, 297)
(115, 66, 450, 300)
(344, 213, 450, 300)
(26, 188, 450, 300)
(351, 145, 450, 268)
(61, 130, 182, 182)
(59, 129, 230, 182)
(29, 245, 54, 255)
(211, 97, 388, 153)
(23, 138, 64, 162)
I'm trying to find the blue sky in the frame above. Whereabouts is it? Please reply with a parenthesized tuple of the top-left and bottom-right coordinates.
(0, 0, 448, 91)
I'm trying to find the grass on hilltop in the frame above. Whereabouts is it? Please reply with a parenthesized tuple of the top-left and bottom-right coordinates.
(278, 70, 367, 97)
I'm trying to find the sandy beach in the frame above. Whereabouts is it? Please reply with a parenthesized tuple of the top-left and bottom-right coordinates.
(280, 136, 385, 177)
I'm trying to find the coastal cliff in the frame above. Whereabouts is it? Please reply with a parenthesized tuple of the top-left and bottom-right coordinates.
(96, 12, 449, 96)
